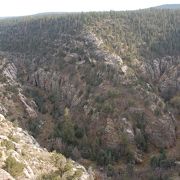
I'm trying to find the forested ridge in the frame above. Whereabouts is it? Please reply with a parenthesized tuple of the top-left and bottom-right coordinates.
(0, 9, 180, 58)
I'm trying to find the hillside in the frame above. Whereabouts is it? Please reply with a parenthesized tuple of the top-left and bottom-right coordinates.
(154, 4, 180, 9)
(0, 9, 179, 179)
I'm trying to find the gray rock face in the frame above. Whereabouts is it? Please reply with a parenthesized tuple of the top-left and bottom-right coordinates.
(18, 92, 37, 119)
(146, 115, 176, 148)
(0, 104, 8, 116)
(143, 56, 177, 80)
(142, 56, 180, 100)
(30, 68, 56, 91)
(0, 169, 15, 180)
(159, 64, 180, 100)
(0, 114, 5, 122)
(3, 62, 17, 83)
(103, 118, 120, 149)
(29, 68, 83, 107)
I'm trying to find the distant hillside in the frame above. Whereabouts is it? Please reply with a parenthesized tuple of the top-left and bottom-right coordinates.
(154, 4, 180, 9)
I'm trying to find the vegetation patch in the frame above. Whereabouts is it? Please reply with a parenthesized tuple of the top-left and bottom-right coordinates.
(1, 139, 15, 150)
(3, 156, 25, 177)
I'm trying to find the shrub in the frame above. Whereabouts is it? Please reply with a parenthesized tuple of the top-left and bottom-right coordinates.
(133, 112, 146, 129)
(107, 90, 120, 99)
(62, 119, 75, 144)
(57, 108, 76, 145)
(127, 100, 135, 107)
(38, 171, 61, 180)
(102, 103, 114, 114)
(4, 156, 25, 177)
(5, 85, 19, 94)
(1, 139, 15, 150)
(73, 169, 83, 179)
(150, 149, 174, 170)
(126, 151, 135, 163)
(95, 95, 106, 104)
(64, 161, 73, 172)
(28, 119, 40, 137)
(48, 94, 56, 104)
(126, 163, 134, 177)
(25, 88, 46, 113)
(97, 149, 108, 166)
(160, 159, 175, 169)
(74, 126, 84, 139)
(154, 108, 161, 117)
(51, 152, 66, 171)
(96, 149, 116, 166)
(107, 164, 114, 177)
(8, 134, 19, 143)
(150, 156, 159, 169)
(170, 96, 180, 109)
(135, 132, 148, 152)
(0, 76, 7, 83)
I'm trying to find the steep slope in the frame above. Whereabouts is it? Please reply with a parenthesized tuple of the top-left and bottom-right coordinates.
(0, 114, 93, 179)
(0, 9, 179, 179)
(0, 54, 94, 180)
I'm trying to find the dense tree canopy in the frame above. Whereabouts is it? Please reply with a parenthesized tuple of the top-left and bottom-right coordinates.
(0, 9, 180, 59)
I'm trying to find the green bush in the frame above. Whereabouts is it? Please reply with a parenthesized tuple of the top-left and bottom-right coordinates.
(170, 95, 180, 114)
(126, 163, 134, 177)
(150, 156, 159, 169)
(48, 94, 56, 104)
(5, 85, 19, 94)
(126, 151, 135, 163)
(62, 119, 75, 144)
(1, 139, 15, 150)
(4, 156, 25, 177)
(150, 149, 173, 170)
(95, 95, 106, 104)
(74, 125, 84, 139)
(107, 90, 120, 99)
(28, 119, 40, 137)
(73, 169, 83, 179)
(55, 108, 76, 145)
(154, 108, 161, 117)
(135, 132, 148, 152)
(64, 161, 73, 172)
(0, 76, 7, 83)
(160, 159, 175, 169)
(25, 88, 46, 113)
(8, 134, 19, 143)
(51, 152, 66, 170)
(107, 164, 114, 177)
(133, 112, 146, 130)
(97, 149, 108, 166)
(38, 171, 61, 180)
(170, 96, 180, 109)
(102, 103, 114, 114)
(96, 149, 116, 166)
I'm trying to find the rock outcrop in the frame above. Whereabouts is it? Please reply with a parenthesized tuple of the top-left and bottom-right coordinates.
(0, 169, 15, 180)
